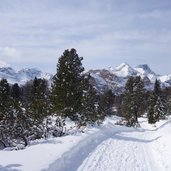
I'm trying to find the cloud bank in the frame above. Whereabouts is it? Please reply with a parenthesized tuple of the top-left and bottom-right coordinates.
(0, 0, 171, 74)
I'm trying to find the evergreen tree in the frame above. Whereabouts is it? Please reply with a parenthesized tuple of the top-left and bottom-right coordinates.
(0, 78, 10, 113)
(123, 77, 135, 126)
(122, 76, 145, 126)
(81, 75, 105, 125)
(114, 95, 123, 116)
(10, 85, 30, 147)
(0, 79, 11, 147)
(154, 79, 161, 96)
(154, 80, 167, 119)
(100, 89, 115, 116)
(147, 80, 166, 124)
(30, 77, 50, 121)
(133, 76, 144, 120)
(167, 94, 171, 115)
(0, 81, 31, 147)
(26, 77, 50, 139)
(147, 92, 157, 124)
(11, 83, 21, 99)
(22, 80, 34, 103)
(51, 48, 85, 121)
(154, 96, 166, 120)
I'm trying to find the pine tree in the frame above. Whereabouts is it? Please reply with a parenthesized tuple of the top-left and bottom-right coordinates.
(133, 76, 144, 119)
(0, 82, 31, 147)
(154, 79, 161, 96)
(10, 85, 29, 147)
(123, 77, 135, 126)
(26, 77, 50, 139)
(147, 80, 166, 124)
(122, 76, 145, 126)
(11, 83, 22, 99)
(80, 74, 105, 125)
(100, 89, 115, 116)
(154, 80, 167, 119)
(0, 78, 10, 114)
(0, 79, 11, 147)
(114, 95, 123, 116)
(167, 94, 171, 115)
(154, 96, 166, 121)
(147, 92, 157, 124)
(30, 77, 50, 121)
(51, 48, 85, 121)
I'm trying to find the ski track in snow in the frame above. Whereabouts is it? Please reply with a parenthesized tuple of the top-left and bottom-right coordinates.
(45, 123, 163, 171)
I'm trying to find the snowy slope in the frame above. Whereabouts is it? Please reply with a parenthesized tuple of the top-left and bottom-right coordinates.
(110, 62, 137, 77)
(0, 116, 171, 171)
(0, 67, 52, 85)
(135, 64, 158, 82)
(158, 74, 171, 87)
(0, 67, 18, 84)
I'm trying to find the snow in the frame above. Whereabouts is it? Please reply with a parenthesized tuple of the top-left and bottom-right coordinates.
(90, 73, 107, 85)
(0, 61, 10, 68)
(0, 130, 98, 171)
(0, 116, 171, 171)
(0, 67, 53, 85)
(90, 63, 171, 93)
(134, 64, 156, 75)
(159, 74, 171, 82)
(112, 62, 137, 77)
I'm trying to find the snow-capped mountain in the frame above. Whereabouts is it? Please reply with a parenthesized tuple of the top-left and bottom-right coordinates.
(109, 62, 137, 77)
(0, 67, 53, 85)
(1, 63, 171, 93)
(88, 63, 171, 93)
(134, 64, 158, 82)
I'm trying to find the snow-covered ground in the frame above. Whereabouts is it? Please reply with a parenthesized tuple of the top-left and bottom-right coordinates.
(0, 116, 171, 171)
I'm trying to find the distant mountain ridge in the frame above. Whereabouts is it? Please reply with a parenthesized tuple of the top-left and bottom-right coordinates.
(88, 63, 171, 93)
(0, 63, 171, 93)
(0, 67, 52, 85)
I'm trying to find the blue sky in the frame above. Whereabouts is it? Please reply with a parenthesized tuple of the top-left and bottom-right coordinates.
(0, 0, 171, 74)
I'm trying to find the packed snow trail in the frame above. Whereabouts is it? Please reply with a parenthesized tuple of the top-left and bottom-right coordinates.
(77, 132, 159, 171)
(45, 121, 162, 171)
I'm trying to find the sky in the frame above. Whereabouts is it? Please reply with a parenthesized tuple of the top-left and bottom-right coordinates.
(0, 0, 171, 75)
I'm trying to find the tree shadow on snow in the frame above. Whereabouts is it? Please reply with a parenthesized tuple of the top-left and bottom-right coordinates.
(0, 164, 22, 171)
(30, 139, 62, 146)
(144, 120, 171, 132)
(112, 134, 161, 143)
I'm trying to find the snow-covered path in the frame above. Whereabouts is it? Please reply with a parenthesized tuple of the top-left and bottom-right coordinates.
(1, 117, 171, 171)
(77, 131, 159, 171)
(45, 119, 164, 171)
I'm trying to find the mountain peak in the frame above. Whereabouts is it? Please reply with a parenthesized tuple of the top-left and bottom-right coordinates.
(0, 67, 16, 75)
(115, 62, 130, 71)
(113, 62, 137, 77)
(135, 64, 157, 76)
(0, 66, 52, 85)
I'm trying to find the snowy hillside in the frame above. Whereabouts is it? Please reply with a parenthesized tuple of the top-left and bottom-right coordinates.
(0, 67, 53, 85)
(89, 63, 171, 93)
(110, 62, 137, 77)
(0, 116, 170, 171)
(135, 64, 158, 82)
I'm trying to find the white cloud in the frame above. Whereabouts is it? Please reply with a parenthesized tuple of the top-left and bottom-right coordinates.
(0, 46, 21, 62)
(0, 0, 171, 74)
(0, 60, 10, 68)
